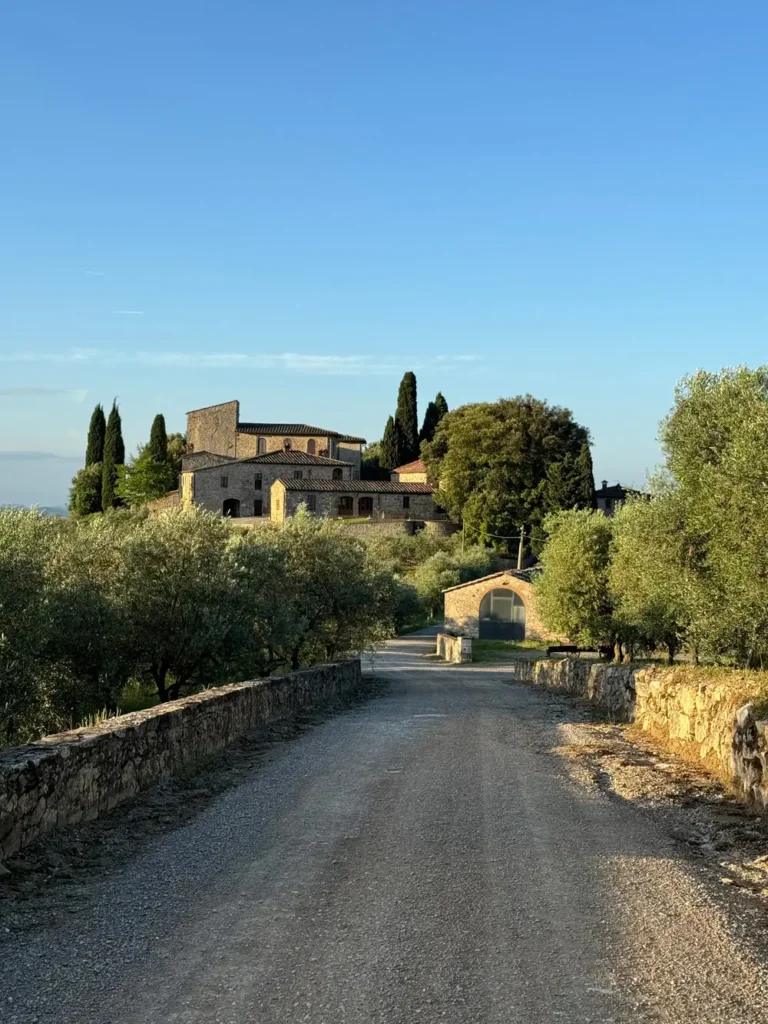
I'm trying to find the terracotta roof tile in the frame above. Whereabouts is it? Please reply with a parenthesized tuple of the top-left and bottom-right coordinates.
(276, 479, 434, 494)
(393, 458, 427, 474)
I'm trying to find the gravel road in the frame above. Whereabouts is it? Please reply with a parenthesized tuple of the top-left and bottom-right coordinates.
(3, 632, 768, 1023)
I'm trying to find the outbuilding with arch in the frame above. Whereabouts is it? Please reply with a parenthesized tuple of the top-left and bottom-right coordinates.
(442, 569, 567, 644)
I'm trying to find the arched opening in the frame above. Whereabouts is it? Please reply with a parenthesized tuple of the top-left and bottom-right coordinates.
(479, 587, 525, 640)
(358, 496, 373, 516)
(283, 437, 292, 451)
(257, 436, 267, 454)
(222, 498, 241, 518)
(306, 439, 316, 455)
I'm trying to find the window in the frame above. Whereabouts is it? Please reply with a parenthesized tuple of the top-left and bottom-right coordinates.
(253, 499, 263, 517)
(332, 467, 343, 481)
(294, 470, 303, 479)
(307, 439, 316, 455)
(257, 436, 267, 454)
(307, 494, 317, 512)
(221, 475, 229, 488)
(403, 495, 410, 510)
(283, 437, 292, 450)
(254, 473, 262, 490)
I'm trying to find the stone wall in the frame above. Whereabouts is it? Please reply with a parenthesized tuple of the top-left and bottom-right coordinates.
(436, 633, 472, 664)
(0, 660, 362, 860)
(444, 573, 567, 644)
(281, 488, 436, 522)
(507, 658, 768, 808)
(187, 401, 239, 458)
(189, 461, 349, 518)
(235, 432, 336, 459)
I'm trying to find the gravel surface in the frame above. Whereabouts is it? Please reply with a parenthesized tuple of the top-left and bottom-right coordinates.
(2, 632, 768, 1022)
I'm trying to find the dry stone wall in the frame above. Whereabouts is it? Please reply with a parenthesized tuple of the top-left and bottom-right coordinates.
(508, 659, 768, 808)
(436, 633, 472, 664)
(0, 660, 362, 860)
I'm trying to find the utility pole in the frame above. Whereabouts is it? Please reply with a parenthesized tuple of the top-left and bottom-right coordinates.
(517, 525, 526, 571)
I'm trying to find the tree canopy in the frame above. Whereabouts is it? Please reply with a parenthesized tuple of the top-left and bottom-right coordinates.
(422, 396, 592, 553)
(85, 404, 106, 468)
(419, 391, 449, 445)
(395, 371, 419, 464)
(101, 400, 125, 510)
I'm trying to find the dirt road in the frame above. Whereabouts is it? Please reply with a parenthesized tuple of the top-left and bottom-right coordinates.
(3, 632, 768, 1022)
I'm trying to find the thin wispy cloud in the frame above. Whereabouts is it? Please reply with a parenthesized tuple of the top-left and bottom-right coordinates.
(113, 310, 144, 315)
(0, 348, 480, 376)
(0, 387, 87, 402)
(0, 451, 81, 462)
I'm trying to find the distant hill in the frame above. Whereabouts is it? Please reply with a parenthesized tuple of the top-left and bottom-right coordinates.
(1, 504, 68, 517)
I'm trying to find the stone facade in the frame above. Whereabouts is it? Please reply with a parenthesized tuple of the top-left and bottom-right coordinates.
(391, 459, 428, 484)
(0, 660, 362, 860)
(436, 633, 472, 663)
(506, 658, 768, 808)
(443, 571, 567, 644)
(181, 452, 352, 519)
(270, 479, 437, 523)
(186, 401, 365, 478)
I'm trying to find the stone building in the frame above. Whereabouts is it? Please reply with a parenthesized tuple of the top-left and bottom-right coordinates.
(270, 479, 437, 524)
(595, 480, 642, 516)
(180, 450, 353, 519)
(390, 458, 428, 483)
(186, 400, 366, 477)
(443, 570, 566, 644)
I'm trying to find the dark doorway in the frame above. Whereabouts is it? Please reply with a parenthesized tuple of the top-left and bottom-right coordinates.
(338, 496, 353, 517)
(358, 496, 373, 516)
(253, 499, 263, 517)
(223, 498, 241, 518)
(479, 588, 526, 640)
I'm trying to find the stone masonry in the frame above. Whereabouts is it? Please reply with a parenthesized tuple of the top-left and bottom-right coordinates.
(443, 570, 567, 644)
(507, 658, 768, 808)
(270, 479, 437, 523)
(0, 660, 362, 860)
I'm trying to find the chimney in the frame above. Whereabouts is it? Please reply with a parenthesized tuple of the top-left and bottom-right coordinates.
(601, 480, 608, 489)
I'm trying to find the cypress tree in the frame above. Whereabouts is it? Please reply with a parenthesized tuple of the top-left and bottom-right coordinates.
(380, 416, 404, 471)
(102, 400, 126, 510)
(148, 413, 168, 463)
(576, 442, 597, 509)
(419, 392, 449, 445)
(85, 404, 106, 466)
(394, 371, 419, 463)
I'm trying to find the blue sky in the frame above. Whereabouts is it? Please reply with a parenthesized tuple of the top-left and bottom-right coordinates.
(2, 1, 768, 506)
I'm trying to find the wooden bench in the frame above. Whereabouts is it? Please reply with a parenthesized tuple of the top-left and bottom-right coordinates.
(546, 645, 580, 657)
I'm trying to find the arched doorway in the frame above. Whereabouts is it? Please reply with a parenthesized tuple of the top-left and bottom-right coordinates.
(257, 436, 267, 454)
(222, 498, 241, 518)
(479, 588, 525, 640)
(306, 439, 316, 455)
(358, 496, 373, 516)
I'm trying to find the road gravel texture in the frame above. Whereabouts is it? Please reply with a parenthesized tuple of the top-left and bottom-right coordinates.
(3, 632, 768, 1023)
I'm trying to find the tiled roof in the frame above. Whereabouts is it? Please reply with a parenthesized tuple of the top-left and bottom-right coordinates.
(595, 483, 636, 499)
(393, 458, 427, 474)
(181, 451, 237, 470)
(238, 451, 348, 466)
(276, 479, 434, 494)
(336, 434, 367, 444)
(442, 569, 535, 593)
(238, 423, 365, 443)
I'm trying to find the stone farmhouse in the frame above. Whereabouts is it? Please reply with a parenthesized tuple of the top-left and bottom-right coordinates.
(186, 400, 366, 476)
(173, 399, 443, 525)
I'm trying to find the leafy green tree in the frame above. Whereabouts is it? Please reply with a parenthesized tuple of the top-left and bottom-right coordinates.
(116, 446, 174, 507)
(69, 463, 103, 516)
(361, 440, 390, 481)
(166, 432, 188, 488)
(609, 495, 689, 663)
(85, 404, 106, 468)
(575, 443, 596, 509)
(419, 392, 449, 445)
(411, 545, 494, 618)
(395, 371, 419, 463)
(148, 413, 168, 463)
(423, 396, 591, 554)
(115, 509, 246, 701)
(380, 415, 404, 471)
(102, 400, 126, 510)
(535, 509, 619, 654)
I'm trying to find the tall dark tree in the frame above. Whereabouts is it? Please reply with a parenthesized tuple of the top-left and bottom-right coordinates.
(380, 416, 404, 471)
(101, 400, 126, 510)
(419, 392, 449, 445)
(148, 413, 169, 464)
(85, 404, 106, 466)
(394, 371, 419, 464)
(575, 442, 597, 509)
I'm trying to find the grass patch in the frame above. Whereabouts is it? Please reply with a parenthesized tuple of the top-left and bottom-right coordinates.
(471, 638, 546, 663)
